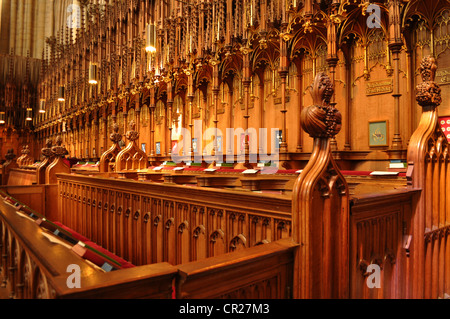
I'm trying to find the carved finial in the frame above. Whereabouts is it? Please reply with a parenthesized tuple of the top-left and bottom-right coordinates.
(110, 122, 123, 144)
(301, 72, 342, 138)
(41, 139, 54, 159)
(22, 145, 30, 155)
(420, 56, 437, 82)
(52, 136, 68, 157)
(125, 120, 139, 141)
(416, 56, 441, 108)
(5, 149, 16, 161)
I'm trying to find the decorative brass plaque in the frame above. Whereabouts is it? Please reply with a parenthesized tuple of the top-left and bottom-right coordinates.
(436, 68, 450, 85)
(366, 79, 393, 96)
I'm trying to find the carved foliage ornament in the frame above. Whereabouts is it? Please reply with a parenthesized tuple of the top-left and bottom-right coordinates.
(301, 72, 342, 138)
(21, 145, 30, 155)
(416, 56, 442, 108)
(5, 149, 16, 161)
(41, 139, 53, 158)
(125, 120, 139, 141)
(51, 136, 68, 157)
(109, 123, 123, 144)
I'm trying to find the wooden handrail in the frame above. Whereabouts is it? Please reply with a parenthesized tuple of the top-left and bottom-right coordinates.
(176, 238, 298, 299)
(0, 193, 178, 299)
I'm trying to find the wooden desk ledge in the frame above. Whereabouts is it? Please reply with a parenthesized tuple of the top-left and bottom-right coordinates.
(177, 238, 298, 278)
(52, 262, 178, 299)
(195, 175, 239, 187)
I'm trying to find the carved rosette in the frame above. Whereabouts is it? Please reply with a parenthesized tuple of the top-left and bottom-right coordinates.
(416, 56, 442, 108)
(301, 72, 342, 138)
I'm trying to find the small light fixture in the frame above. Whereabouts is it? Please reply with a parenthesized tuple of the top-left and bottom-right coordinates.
(89, 63, 98, 85)
(145, 23, 156, 53)
(58, 86, 65, 102)
(26, 108, 32, 121)
(0, 112, 5, 124)
(39, 100, 46, 113)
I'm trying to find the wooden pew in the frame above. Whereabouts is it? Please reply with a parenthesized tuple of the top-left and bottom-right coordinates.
(176, 238, 297, 299)
(0, 194, 178, 299)
(7, 168, 37, 185)
(57, 173, 292, 267)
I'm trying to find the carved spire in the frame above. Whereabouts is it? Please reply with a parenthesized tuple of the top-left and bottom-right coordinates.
(416, 56, 442, 108)
(301, 72, 342, 138)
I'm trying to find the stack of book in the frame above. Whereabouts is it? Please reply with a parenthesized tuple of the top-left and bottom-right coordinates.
(388, 160, 407, 172)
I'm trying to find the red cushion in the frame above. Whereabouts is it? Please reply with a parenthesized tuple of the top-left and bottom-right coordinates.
(216, 168, 245, 173)
(184, 167, 205, 171)
(275, 169, 299, 174)
(341, 171, 372, 176)
(54, 222, 135, 269)
(84, 240, 135, 269)
(53, 221, 90, 242)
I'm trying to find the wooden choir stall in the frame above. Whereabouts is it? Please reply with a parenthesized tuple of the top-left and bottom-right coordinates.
(0, 57, 448, 299)
(1, 0, 450, 301)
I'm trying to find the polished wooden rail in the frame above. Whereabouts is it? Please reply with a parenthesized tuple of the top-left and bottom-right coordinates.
(176, 238, 297, 299)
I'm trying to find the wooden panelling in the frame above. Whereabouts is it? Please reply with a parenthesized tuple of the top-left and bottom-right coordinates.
(7, 168, 36, 186)
(176, 238, 297, 299)
(350, 189, 419, 299)
(57, 173, 292, 267)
